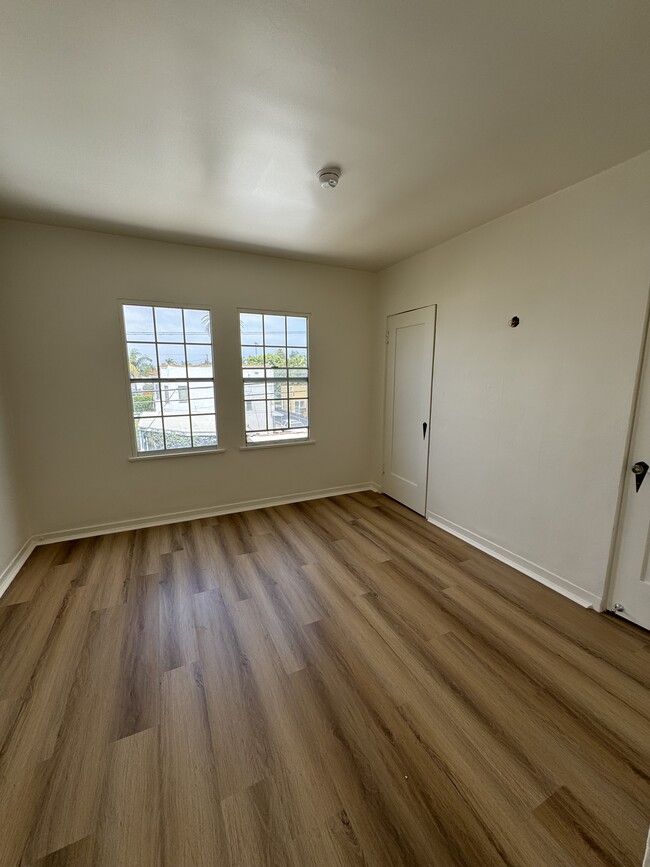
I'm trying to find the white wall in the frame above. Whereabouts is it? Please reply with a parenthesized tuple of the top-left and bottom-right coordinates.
(378, 151, 650, 607)
(0, 356, 28, 586)
(3, 151, 650, 609)
(0, 221, 377, 535)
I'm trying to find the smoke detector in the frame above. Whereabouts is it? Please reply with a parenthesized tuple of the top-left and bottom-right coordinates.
(318, 166, 341, 189)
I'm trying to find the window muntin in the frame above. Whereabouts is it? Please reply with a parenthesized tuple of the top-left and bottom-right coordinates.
(123, 304, 217, 455)
(239, 311, 309, 445)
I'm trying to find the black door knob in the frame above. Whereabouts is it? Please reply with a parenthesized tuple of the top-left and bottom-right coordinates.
(632, 461, 649, 492)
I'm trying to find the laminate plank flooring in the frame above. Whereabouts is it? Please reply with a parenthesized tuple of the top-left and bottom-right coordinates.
(0, 492, 649, 866)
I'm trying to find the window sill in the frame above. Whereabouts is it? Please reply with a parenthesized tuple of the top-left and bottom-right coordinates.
(129, 447, 225, 462)
(240, 439, 316, 451)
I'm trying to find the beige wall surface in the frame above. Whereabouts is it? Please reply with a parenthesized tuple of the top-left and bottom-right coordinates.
(0, 221, 377, 535)
(2, 151, 650, 608)
(378, 151, 650, 605)
(0, 361, 26, 579)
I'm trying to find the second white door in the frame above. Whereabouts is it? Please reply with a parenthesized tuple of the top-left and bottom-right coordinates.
(383, 306, 436, 516)
(609, 306, 650, 630)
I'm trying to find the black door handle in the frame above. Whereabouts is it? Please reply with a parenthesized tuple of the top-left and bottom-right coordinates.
(423, 422, 428, 439)
(632, 461, 649, 492)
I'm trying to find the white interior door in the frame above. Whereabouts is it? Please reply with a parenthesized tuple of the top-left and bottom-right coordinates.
(609, 317, 650, 630)
(383, 306, 436, 516)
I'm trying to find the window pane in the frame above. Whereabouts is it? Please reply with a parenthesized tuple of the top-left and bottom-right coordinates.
(134, 417, 164, 452)
(244, 381, 265, 400)
(246, 427, 308, 444)
(242, 346, 265, 367)
(267, 381, 308, 400)
(124, 305, 155, 342)
(187, 344, 213, 378)
(264, 347, 287, 368)
(158, 344, 186, 377)
(163, 416, 192, 449)
(192, 414, 217, 447)
(189, 382, 214, 413)
(239, 309, 308, 446)
(266, 381, 288, 400)
(245, 401, 267, 431)
(124, 302, 217, 455)
(287, 349, 308, 367)
(287, 316, 307, 347)
(240, 313, 263, 347)
(161, 381, 189, 415)
(264, 314, 285, 345)
(155, 307, 184, 342)
(243, 367, 265, 380)
(131, 383, 160, 417)
(184, 309, 211, 343)
(268, 399, 289, 429)
(288, 380, 308, 398)
(290, 399, 309, 427)
(128, 343, 158, 378)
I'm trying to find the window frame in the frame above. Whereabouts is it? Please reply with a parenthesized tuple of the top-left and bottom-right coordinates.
(119, 299, 222, 460)
(238, 307, 313, 448)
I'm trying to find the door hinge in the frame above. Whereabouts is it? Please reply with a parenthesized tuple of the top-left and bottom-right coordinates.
(381, 463, 385, 474)
(385, 331, 390, 345)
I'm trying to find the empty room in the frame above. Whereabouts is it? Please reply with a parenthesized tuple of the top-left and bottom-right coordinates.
(1, 1, 649, 865)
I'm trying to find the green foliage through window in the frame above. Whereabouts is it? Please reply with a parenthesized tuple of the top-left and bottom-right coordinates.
(129, 348, 156, 378)
(243, 349, 307, 367)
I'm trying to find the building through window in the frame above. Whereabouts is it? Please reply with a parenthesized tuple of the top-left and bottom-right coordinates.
(239, 311, 309, 445)
(122, 303, 217, 455)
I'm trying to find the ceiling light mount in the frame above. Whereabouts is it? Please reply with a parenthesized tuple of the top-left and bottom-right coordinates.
(318, 166, 341, 189)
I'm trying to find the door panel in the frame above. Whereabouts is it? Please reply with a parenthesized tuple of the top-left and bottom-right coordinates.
(609, 318, 650, 630)
(383, 306, 436, 516)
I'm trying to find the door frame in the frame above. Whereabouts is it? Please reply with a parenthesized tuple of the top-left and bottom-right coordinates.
(604, 282, 650, 614)
(381, 304, 437, 516)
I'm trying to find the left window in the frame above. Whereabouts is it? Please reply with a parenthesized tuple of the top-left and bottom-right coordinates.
(121, 303, 218, 456)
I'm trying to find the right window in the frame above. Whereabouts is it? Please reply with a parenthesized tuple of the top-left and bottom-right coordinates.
(239, 310, 310, 445)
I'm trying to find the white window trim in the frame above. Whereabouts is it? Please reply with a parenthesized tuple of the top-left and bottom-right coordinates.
(237, 307, 312, 449)
(129, 447, 226, 462)
(119, 299, 222, 459)
(238, 440, 316, 451)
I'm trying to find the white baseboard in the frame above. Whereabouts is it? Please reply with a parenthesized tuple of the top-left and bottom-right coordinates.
(426, 510, 602, 610)
(34, 482, 381, 545)
(1, 489, 601, 614)
(0, 537, 37, 600)
(0, 482, 380, 599)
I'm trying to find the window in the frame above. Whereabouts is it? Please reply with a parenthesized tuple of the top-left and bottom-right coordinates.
(122, 303, 218, 455)
(239, 310, 309, 445)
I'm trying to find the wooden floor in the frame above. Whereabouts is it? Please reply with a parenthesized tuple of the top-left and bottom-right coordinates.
(0, 492, 649, 866)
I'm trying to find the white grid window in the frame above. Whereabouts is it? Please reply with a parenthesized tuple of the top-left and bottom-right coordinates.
(239, 311, 309, 445)
(122, 303, 218, 455)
